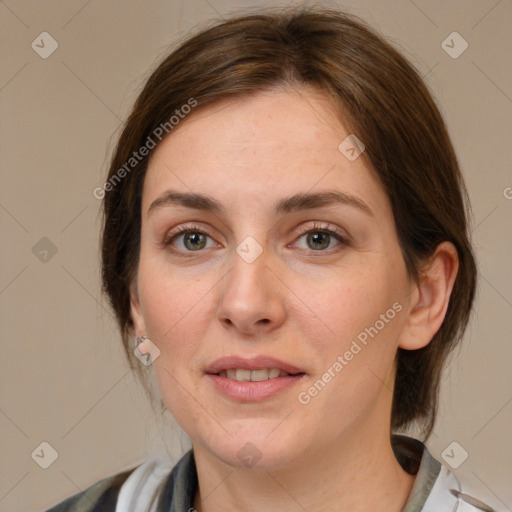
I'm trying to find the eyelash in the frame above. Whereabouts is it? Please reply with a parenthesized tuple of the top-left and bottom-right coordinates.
(294, 223, 348, 251)
(162, 222, 348, 254)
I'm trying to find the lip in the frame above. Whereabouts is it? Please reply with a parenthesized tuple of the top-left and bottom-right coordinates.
(204, 355, 306, 402)
(204, 355, 304, 375)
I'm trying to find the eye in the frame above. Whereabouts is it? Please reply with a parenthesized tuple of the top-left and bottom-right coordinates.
(294, 223, 348, 252)
(162, 223, 347, 254)
(163, 225, 218, 252)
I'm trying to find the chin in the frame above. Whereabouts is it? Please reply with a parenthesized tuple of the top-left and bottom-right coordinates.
(195, 423, 308, 471)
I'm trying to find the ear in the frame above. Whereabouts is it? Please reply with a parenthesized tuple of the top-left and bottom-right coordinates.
(129, 278, 147, 337)
(130, 279, 153, 355)
(398, 241, 459, 350)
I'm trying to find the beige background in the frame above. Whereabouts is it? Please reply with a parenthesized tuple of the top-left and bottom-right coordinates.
(1, 1, 511, 510)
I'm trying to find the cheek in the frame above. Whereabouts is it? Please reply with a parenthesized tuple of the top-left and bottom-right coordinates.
(308, 262, 405, 348)
(137, 259, 218, 361)
(300, 258, 408, 413)
(137, 265, 216, 430)
(297, 275, 406, 422)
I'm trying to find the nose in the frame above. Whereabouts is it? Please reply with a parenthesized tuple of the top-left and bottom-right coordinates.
(215, 244, 286, 336)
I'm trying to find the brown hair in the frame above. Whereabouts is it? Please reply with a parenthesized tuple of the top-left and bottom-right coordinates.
(100, 6, 477, 439)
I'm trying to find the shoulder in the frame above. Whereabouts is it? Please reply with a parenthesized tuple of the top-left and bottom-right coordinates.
(393, 435, 501, 512)
(44, 458, 174, 512)
(425, 463, 502, 512)
(413, 442, 501, 511)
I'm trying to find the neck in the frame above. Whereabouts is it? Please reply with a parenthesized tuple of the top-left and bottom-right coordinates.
(192, 421, 416, 512)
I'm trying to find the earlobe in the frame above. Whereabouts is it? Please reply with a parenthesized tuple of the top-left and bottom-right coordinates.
(398, 242, 459, 350)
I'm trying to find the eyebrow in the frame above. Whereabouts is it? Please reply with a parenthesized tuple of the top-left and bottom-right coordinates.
(147, 189, 373, 217)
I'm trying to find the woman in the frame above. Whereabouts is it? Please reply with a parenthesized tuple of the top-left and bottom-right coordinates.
(47, 6, 497, 512)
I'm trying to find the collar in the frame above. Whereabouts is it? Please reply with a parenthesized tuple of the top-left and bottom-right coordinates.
(393, 434, 441, 511)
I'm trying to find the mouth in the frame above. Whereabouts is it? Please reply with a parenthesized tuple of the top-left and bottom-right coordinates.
(204, 356, 306, 400)
(216, 368, 303, 381)
(205, 355, 305, 378)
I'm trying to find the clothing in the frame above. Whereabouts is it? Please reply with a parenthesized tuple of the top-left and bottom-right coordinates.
(45, 434, 498, 511)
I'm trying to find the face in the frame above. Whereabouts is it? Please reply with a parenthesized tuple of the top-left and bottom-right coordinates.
(131, 87, 416, 470)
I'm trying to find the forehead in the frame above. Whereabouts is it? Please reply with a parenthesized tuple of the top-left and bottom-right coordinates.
(143, 87, 389, 217)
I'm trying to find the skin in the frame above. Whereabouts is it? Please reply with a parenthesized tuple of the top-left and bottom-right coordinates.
(130, 85, 458, 511)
